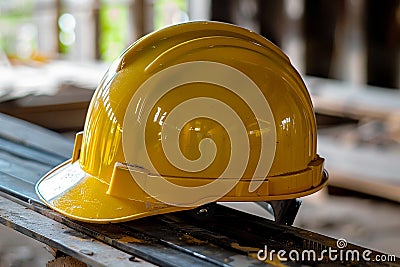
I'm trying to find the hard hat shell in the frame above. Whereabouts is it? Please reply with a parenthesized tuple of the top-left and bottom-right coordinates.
(36, 21, 327, 223)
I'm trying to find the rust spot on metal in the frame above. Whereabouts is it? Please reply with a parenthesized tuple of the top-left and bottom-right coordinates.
(230, 242, 260, 253)
(180, 234, 208, 245)
(118, 236, 143, 243)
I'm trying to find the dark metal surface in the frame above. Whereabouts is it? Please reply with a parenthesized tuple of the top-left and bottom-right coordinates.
(256, 199, 303, 226)
(0, 113, 399, 267)
(0, 192, 153, 267)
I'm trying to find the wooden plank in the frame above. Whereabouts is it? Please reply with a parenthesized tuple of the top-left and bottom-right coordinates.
(0, 85, 93, 132)
(0, 148, 54, 201)
(0, 149, 52, 183)
(318, 135, 400, 202)
(0, 113, 73, 158)
(0, 115, 70, 202)
(305, 77, 400, 201)
(0, 171, 38, 201)
(0, 138, 65, 166)
(305, 77, 400, 120)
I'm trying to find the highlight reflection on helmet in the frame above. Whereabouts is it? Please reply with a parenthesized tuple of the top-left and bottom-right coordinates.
(35, 21, 328, 223)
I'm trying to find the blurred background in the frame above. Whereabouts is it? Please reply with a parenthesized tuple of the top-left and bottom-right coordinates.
(0, 0, 398, 86)
(0, 0, 399, 266)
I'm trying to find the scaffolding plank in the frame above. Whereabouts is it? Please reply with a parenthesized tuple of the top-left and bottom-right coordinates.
(0, 193, 153, 267)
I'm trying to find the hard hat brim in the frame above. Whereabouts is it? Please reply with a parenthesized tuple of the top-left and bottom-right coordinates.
(35, 160, 189, 223)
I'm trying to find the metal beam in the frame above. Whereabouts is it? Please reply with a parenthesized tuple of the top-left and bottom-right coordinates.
(0, 193, 153, 267)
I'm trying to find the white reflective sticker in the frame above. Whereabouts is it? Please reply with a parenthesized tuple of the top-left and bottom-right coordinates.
(37, 161, 86, 201)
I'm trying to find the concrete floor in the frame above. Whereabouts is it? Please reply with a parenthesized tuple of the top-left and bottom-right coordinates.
(0, 225, 53, 267)
(0, 189, 399, 266)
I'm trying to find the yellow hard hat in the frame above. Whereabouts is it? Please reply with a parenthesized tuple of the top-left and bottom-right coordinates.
(36, 21, 327, 223)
